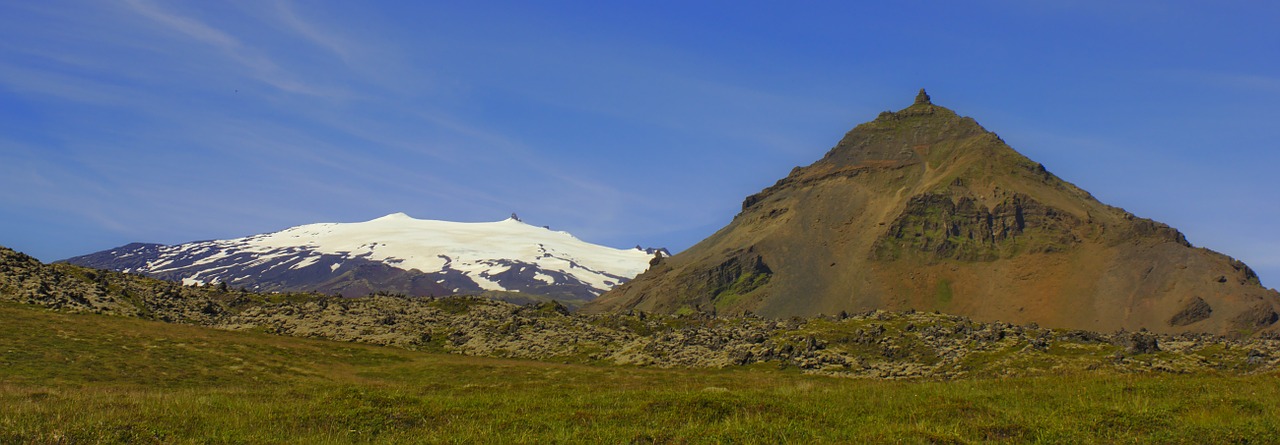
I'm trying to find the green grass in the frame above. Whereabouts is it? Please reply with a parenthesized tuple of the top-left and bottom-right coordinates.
(711, 271, 769, 311)
(2, 302, 1278, 444)
(935, 278, 953, 305)
(425, 296, 488, 314)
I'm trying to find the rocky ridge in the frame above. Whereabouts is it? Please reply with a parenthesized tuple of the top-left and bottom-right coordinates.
(4, 246, 1278, 379)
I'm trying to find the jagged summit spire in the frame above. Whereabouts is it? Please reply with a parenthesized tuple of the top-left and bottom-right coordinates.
(914, 88, 931, 105)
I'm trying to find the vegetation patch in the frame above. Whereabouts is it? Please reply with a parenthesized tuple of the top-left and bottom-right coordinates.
(872, 192, 1080, 262)
(935, 278, 953, 304)
(426, 296, 485, 314)
(713, 271, 769, 310)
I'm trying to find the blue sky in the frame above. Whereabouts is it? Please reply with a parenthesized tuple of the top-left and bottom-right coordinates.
(2, 1, 1278, 287)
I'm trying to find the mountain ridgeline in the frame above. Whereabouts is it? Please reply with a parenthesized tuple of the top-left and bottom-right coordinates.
(66, 213, 663, 306)
(586, 90, 1280, 336)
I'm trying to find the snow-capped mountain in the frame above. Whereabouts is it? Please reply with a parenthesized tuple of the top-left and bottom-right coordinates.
(64, 213, 664, 302)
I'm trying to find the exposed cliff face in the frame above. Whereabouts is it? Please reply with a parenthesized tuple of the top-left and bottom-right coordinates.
(872, 192, 1082, 262)
(586, 91, 1280, 336)
(597, 248, 772, 316)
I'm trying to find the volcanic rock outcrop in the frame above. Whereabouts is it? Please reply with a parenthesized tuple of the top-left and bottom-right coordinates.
(586, 90, 1280, 335)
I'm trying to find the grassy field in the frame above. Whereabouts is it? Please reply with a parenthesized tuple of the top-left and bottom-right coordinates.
(2, 302, 1277, 444)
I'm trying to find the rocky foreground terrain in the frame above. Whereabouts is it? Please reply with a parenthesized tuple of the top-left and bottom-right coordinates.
(3, 246, 1277, 379)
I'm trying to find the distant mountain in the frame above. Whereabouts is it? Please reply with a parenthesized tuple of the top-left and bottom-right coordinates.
(66, 213, 662, 303)
(585, 90, 1280, 336)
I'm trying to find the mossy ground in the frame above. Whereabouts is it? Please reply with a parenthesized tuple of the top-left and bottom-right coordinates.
(935, 278, 953, 305)
(711, 271, 769, 312)
(2, 302, 1278, 443)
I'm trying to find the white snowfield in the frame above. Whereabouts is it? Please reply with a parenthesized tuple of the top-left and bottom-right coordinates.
(150, 213, 655, 294)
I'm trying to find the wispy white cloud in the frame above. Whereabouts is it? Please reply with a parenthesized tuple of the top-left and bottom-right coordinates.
(120, 0, 237, 48)
(271, 0, 355, 63)
(261, 0, 424, 96)
(406, 110, 666, 225)
(0, 140, 136, 234)
(119, 0, 347, 98)
(0, 64, 131, 105)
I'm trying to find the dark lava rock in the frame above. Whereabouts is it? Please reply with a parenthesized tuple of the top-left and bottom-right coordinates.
(1115, 331, 1160, 355)
(1168, 297, 1212, 327)
(1232, 303, 1280, 329)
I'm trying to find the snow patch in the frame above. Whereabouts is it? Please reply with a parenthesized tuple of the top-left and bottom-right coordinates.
(291, 255, 321, 270)
(470, 273, 504, 291)
(534, 272, 555, 285)
(146, 259, 174, 270)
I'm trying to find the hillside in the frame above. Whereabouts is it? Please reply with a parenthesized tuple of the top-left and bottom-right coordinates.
(4, 245, 1279, 378)
(8, 238, 1280, 439)
(586, 90, 1280, 336)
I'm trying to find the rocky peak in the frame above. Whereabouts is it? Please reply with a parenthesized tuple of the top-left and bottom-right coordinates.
(914, 88, 931, 105)
(589, 91, 1280, 336)
(812, 92, 985, 170)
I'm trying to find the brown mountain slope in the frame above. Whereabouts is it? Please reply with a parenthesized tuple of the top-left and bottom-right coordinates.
(585, 90, 1280, 336)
